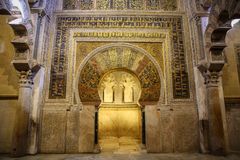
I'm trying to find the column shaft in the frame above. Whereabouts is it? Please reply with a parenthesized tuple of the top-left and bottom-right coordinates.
(11, 72, 33, 156)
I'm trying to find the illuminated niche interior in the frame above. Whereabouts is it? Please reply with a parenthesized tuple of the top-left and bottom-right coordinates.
(98, 70, 141, 104)
(98, 70, 142, 152)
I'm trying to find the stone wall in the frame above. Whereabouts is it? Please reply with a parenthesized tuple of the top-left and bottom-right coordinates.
(223, 21, 240, 153)
(222, 22, 240, 97)
(0, 100, 18, 153)
(39, 103, 199, 153)
(0, 15, 18, 153)
(40, 105, 96, 153)
(225, 98, 240, 152)
(145, 104, 199, 153)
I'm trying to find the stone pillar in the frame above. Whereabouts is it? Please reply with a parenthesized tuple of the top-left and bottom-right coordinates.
(204, 71, 226, 155)
(194, 67, 209, 153)
(193, 15, 207, 60)
(11, 71, 33, 156)
(28, 68, 45, 154)
(192, 14, 210, 153)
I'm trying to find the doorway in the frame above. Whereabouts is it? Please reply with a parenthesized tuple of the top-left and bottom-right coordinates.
(97, 70, 142, 153)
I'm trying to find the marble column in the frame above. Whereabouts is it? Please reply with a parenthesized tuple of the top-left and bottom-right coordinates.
(192, 14, 210, 153)
(28, 68, 45, 154)
(11, 71, 33, 156)
(194, 67, 209, 153)
(204, 71, 226, 155)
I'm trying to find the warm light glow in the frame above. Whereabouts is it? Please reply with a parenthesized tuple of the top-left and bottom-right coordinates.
(98, 70, 142, 151)
(231, 19, 240, 27)
(98, 70, 141, 105)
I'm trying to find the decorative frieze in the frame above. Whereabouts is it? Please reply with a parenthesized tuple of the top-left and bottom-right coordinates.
(49, 15, 190, 99)
(63, 0, 177, 10)
(73, 32, 166, 39)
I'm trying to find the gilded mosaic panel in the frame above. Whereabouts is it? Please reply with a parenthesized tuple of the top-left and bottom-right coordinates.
(76, 42, 108, 69)
(78, 46, 161, 102)
(49, 15, 189, 99)
(96, 0, 111, 9)
(76, 42, 164, 74)
(63, 0, 78, 10)
(128, 0, 143, 9)
(63, 0, 177, 10)
(79, 63, 101, 102)
(146, 0, 161, 10)
(139, 62, 161, 102)
(63, 0, 93, 10)
(161, 0, 177, 11)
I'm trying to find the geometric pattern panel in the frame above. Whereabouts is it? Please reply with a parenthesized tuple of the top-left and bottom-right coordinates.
(49, 15, 189, 99)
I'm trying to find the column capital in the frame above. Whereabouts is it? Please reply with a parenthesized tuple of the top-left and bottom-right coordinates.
(18, 71, 34, 88)
(192, 14, 201, 25)
(203, 71, 222, 87)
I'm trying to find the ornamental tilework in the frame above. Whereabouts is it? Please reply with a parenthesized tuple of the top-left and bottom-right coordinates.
(49, 15, 190, 99)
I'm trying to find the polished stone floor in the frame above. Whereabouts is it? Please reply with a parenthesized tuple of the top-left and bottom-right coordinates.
(0, 153, 240, 160)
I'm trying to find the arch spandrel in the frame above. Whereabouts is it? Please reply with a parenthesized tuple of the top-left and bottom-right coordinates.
(77, 44, 163, 104)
